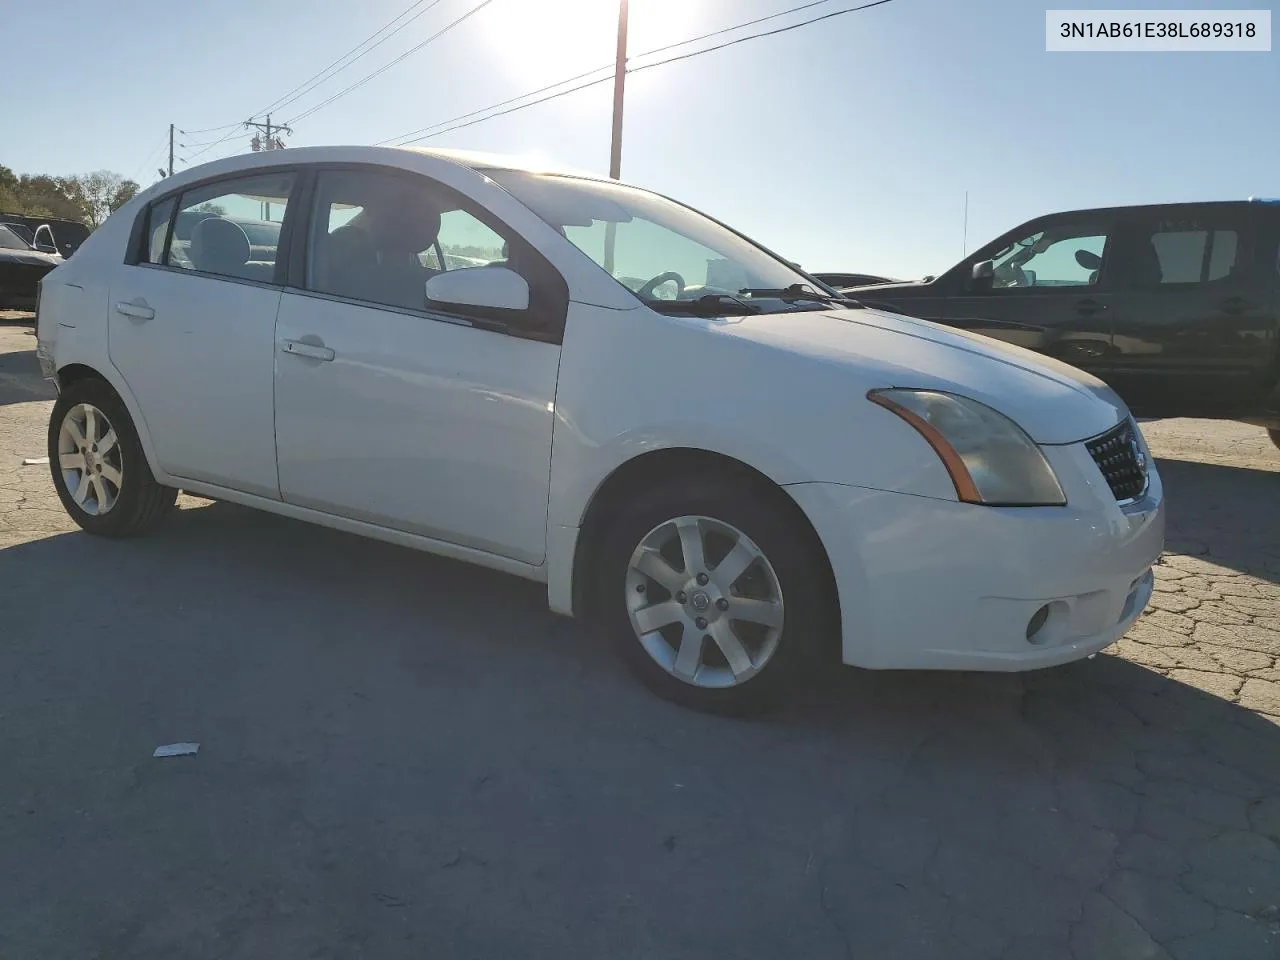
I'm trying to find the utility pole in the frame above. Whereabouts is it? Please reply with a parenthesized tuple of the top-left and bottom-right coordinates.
(604, 0, 629, 275)
(168, 123, 175, 177)
(245, 114, 292, 152)
(609, 0, 629, 180)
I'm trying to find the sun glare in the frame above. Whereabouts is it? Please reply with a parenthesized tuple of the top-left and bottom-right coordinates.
(481, 0, 699, 81)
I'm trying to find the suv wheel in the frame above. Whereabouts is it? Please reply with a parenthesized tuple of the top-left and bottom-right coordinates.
(594, 476, 833, 715)
(48, 378, 177, 537)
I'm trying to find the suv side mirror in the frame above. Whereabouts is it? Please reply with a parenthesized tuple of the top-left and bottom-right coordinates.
(970, 259, 995, 291)
(425, 265, 530, 312)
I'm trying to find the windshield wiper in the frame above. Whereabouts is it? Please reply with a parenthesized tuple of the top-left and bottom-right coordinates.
(739, 284, 863, 307)
(645, 294, 761, 316)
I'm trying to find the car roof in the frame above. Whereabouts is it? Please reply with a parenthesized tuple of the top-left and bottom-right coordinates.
(1030, 199, 1271, 221)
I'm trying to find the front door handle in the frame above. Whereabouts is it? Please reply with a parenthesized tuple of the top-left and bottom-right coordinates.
(281, 339, 335, 362)
(115, 299, 155, 321)
(1075, 299, 1107, 316)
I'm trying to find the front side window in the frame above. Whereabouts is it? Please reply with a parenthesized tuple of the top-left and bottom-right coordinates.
(987, 223, 1109, 290)
(487, 170, 836, 314)
(306, 168, 531, 316)
(168, 172, 294, 282)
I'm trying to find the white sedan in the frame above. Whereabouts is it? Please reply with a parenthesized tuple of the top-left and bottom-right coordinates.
(35, 146, 1163, 713)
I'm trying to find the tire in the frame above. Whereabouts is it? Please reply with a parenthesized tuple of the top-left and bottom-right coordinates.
(1269, 428, 1280, 451)
(48, 378, 177, 537)
(594, 475, 835, 716)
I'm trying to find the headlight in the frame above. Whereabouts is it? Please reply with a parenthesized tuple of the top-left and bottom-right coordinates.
(869, 389, 1066, 506)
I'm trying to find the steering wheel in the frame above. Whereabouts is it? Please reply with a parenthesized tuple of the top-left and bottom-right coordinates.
(637, 271, 686, 301)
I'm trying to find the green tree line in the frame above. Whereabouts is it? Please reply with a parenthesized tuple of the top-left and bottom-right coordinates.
(0, 165, 140, 229)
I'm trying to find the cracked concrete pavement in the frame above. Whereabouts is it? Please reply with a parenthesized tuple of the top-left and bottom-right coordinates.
(1, 317, 1278, 959)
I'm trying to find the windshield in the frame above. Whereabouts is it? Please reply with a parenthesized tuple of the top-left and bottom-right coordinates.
(487, 170, 842, 314)
(0, 224, 33, 250)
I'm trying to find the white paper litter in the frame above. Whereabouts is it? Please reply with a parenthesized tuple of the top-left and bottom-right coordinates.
(153, 742, 200, 758)
(21, 457, 49, 465)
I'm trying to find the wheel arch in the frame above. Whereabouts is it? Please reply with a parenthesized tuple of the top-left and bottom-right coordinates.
(567, 447, 840, 637)
(54, 360, 167, 484)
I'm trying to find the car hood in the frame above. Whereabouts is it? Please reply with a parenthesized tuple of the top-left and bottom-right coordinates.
(722, 306, 1129, 445)
(0, 248, 62, 267)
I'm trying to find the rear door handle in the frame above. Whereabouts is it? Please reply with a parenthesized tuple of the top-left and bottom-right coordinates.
(281, 339, 335, 362)
(115, 300, 154, 321)
(1075, 299, 1107, 316)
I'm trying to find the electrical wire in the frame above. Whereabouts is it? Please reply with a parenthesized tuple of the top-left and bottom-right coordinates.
(256, 0, 450, 120)
(390, 0, 897, 146)
(128, 136, 171, 183)
(178, 0, 450, 165)
(378, 62, 617, 145)
(282, 0, 501, 127)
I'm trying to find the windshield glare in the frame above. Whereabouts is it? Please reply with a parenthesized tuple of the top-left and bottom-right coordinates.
(487, 170, 835, 313)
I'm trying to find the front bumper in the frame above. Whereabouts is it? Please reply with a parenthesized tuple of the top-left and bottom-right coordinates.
(786, 441, 1165, 671)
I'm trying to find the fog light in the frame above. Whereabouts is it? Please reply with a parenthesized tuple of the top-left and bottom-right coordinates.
(1026, 604, 1052, 643)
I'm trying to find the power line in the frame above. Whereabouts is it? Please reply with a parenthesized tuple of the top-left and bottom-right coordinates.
(389, 0, 898, 146)
(256, 0, 449, 120)
(177, 0, 449, 165)
(282, 0, 502, 127)
(384, 0, 850, 144)
(379, 62, 616, 145)
(178, 122, 243, 136)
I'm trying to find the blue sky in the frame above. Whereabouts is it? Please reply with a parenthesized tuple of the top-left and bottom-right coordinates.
(6, 0, 1276, 278)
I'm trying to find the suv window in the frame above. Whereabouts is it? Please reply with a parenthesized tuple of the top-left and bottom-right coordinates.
(306, 168, 525, 314)
(1141, 219, 1241, 285)
(989, 223, 1109, 289)
(168, 172, 295, 282)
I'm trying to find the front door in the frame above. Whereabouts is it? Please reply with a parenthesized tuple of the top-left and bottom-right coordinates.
(943, 212, 1120, 378)
(107, 170, 298, 497)
(273, 166, 565, 565)
(1105, 204, 1277, 417)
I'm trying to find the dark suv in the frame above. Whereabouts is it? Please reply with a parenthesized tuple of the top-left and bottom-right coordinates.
(843, 200, 1280, 448)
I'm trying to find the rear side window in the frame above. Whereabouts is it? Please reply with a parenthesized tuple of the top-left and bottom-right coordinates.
(144, 197, 176, 264)
(1121, 215, 1246, 287)
(169, 172, 295, 283)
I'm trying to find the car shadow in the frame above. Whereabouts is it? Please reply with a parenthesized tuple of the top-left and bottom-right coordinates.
(1156, 455, 1280, 583)
(0, 345, 55, 407)
(2, 499, 1278, 957)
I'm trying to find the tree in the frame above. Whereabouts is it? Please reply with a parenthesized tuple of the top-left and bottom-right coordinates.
(73, 170, 139, 228)
(0, 164, 138, 227)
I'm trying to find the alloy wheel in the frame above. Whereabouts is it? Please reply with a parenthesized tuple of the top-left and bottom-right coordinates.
(625, 515, 785, 688)
(57, 402, 123, 516)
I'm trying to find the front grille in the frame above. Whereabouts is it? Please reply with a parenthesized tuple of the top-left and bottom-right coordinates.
(1086, 420, 1148, 501)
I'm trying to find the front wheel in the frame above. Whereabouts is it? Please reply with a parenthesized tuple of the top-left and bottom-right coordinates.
(594, 477, 835, 715)
(48, 378, 177, 537)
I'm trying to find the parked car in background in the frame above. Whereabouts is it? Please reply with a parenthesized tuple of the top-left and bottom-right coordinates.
(0, 213, 90, 259)
(842, 201, 1280, 449)
(0, 222, 62, 309)
(811, 271, 896, 288)
(35, 146, 1162, 713)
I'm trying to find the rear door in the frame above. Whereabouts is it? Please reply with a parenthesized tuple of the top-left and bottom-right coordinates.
(941, 211, 1120, 377)
(107, 169, 298, 497)
(1106, 204, 1277, 416)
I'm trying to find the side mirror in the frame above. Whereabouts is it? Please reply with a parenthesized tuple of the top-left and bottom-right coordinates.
(970, 259, 995, 290)
(425, 266, 529, 312)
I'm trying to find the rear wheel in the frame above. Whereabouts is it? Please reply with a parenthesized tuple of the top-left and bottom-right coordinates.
(48, 378, 176, 537)
(594, 476, 834, 715)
